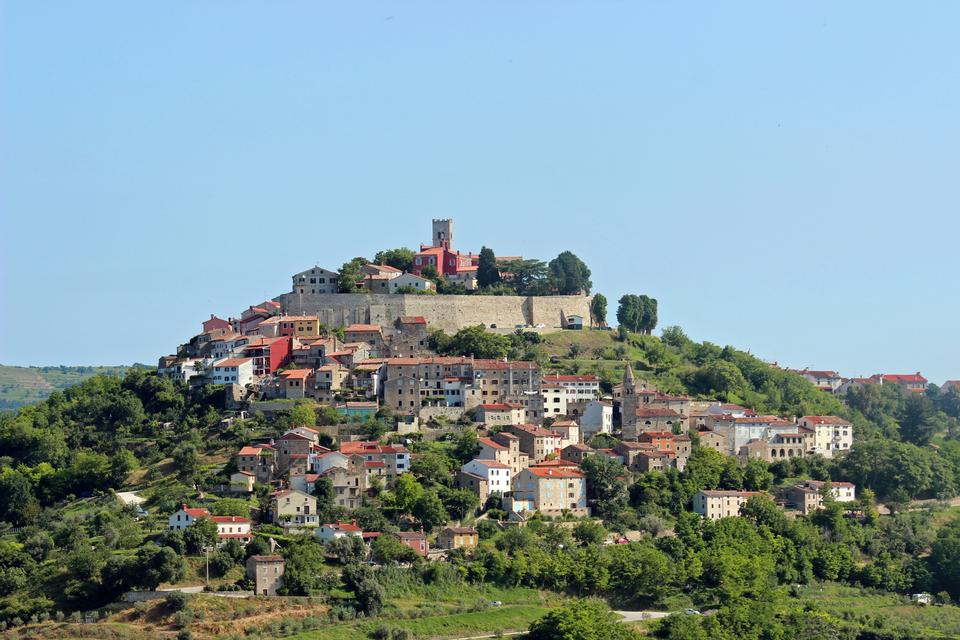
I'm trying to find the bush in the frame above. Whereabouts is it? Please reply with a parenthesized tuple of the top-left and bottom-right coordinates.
(177, 630, 193, 640)
(165, 591, 190, 612)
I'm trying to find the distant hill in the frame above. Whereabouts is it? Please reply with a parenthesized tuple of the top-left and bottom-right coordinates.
(0, 364, 148, 412)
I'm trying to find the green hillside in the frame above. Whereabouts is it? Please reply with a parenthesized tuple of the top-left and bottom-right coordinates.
(0, 365, 141, 412)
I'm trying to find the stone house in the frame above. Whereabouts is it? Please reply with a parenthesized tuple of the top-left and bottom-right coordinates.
(292, 266, 339, 295)
(394, 531, 429, 557)
(437, 527, 478, 551)
(237, 445, 276, 484)
(504, 424, 562, 464)
(247, 555, 285, 596)
(692, 490, 761, 520)
(479, 434, 529, 476)
(512, 466, 587, 515)
(797, 416, 853, 458)
(270, 489, 318, 527)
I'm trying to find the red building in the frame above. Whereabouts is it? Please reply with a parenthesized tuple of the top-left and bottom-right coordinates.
(394, 530, 429, 557)
(243, 336, 292, 376)
(637, 431, 676, 452)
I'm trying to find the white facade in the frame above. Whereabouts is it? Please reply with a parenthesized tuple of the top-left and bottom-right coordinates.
(541, 384, 574, 416)
(159, 359, 204, 383)
(310, 451, 351, 474)
(542, 375, 600, 402)
(798, 417, 853, 458)
(461, 459, 512, 494)
(580, 401, 613, 439)
(389, 273, 436, 293)
(211, 357, 255, 386)
(292, 266, 339, 295)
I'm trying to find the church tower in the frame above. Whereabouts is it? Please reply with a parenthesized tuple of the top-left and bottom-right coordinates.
(432, 218, 454, 249)
(621, 363, 638, 440)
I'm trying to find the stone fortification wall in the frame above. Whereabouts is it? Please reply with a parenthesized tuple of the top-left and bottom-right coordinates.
(274, 292, 592, 333)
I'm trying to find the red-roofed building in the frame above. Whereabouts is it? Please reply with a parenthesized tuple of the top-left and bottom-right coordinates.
(511, 465, 587, 515)
(394, 530, 429, 557)
(798, 416, 853, 457)
(244, 337, 292, 376)
(871, 373, 929, 394)
(237, 444, 276, 484)
(316, 520, 365, 543)
(203, 314, 232, 334)
(167, 505, 252, 544)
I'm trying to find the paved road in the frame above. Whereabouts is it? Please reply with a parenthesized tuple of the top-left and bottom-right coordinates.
(615, 610, 672, 622)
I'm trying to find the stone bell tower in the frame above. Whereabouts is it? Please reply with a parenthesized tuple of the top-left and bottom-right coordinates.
(432, 218, 454, 249)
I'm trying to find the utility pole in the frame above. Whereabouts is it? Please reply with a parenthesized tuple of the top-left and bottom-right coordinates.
(204, 545, 212, 587)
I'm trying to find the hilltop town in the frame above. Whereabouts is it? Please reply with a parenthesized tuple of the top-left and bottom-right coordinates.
(3, 220, 960, 639)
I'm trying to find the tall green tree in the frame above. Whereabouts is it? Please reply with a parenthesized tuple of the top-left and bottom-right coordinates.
(591, 294, 607, 327)
(373, 247, 415, 272)
(499, 259, 549, 295)
(616, 294, 646, 333)
(477, 246, 501, 288)
(337, 257, 369, 292)
(900, 393, 937, 445)
(548, 251, 592, 295)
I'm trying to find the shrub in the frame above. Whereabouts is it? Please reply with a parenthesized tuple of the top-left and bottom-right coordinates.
(165, 591, 190, 612)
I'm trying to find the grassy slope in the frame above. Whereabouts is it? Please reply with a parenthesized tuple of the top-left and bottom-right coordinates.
(0, 364, 138, 411)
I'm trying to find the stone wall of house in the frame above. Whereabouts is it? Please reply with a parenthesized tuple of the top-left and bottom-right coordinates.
(274, 292, 593, 333)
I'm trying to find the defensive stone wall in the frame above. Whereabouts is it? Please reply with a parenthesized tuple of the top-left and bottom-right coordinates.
(274, 292, 592, 333)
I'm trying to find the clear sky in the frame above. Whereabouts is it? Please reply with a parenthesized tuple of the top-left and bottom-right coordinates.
(1, 2, 958, 383)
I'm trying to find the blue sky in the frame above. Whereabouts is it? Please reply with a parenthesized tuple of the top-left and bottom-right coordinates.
(1, 2, 958, 383)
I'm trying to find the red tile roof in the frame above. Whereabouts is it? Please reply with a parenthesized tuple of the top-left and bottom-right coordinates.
(801, 415, 851, 426)
(543, 374, 599, 383)
(479, 403, 513, 411)
(211, 515, 250, 524)
(215, 358, 253, 368)
(525, 467, 584, 478)
(280, 368, 312, 379)
(345, 324, 382, 333)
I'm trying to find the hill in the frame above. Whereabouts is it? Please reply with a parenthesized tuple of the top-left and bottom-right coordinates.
(0, 364, 143, 412)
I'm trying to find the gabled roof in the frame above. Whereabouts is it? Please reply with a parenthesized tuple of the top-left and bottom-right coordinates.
(801, 415, 851, 426)
(398, 316, 427, 324)
(543, 374, 599, 383)
(211, 515, 250, 524)
(344, 324, 382, 333)
(478, 403, 513, 411)
(215, 357, 253, 368)
(466, 459, 511, 469)
(280, 368, 312, 380)
(478, 437, 507, 451)
(179, 505, 211, 518)
(524, 466, 584, 479)
(635, 408, 682, 418)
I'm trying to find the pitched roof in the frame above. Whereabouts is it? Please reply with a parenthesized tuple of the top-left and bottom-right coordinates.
(525, 466, 584, 479)
(344, 324, 382, 333)
(478, 437, 507, 450)
(215, 357, 253, 368)
(543, 374, 599, 383)
(280, 368, 312, 379)
(466, 459, 511, 469)
(211, 515, 250, 524)
(801, 415, 851, 426)
(398, 316, 427, 324)
(634, 408, 683, 418)
(478, 403, 513, 411)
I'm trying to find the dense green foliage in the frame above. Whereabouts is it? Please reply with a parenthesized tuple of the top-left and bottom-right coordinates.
(616, 295, 658, 335)
(373, 248, 415, 273)
(0, 364, 142, 412)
